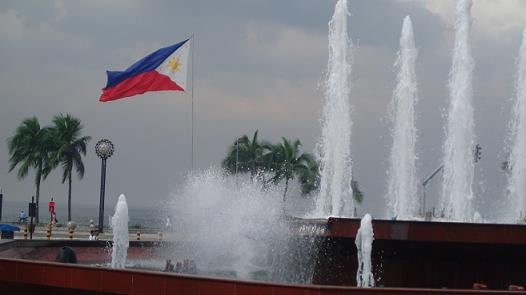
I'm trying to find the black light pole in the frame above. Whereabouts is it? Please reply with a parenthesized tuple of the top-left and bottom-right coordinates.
(95, 139, 114, 233)
(421, 164, 444, 217)
(0, 187, 3, 221)
(235, 138, 239, 174)
(29, 196, 35, 240)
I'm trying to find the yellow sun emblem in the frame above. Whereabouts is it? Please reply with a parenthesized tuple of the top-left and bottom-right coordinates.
(167, 57, 181, 72)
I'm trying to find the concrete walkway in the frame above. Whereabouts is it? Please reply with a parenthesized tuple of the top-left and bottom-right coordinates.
(5, 223, 165, 241)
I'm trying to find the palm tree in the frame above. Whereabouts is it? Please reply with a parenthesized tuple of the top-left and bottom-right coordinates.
(261, 140, 280, 173)
(7, 117, 55, 223)
(222, 130, 264, 177)
(297, 155, 320, 195)
(221, 133, 358, 203)
(269, 138, 313, 202)
(51, 114, 91, 221)
(352, 179, 364, 204)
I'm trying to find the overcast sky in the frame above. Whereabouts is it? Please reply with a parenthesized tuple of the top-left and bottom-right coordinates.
(1, 0, 526, 220)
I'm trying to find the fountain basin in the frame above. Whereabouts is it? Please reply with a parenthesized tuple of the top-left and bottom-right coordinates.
(1, 256, 525, 295)
(0, 219, 525, 293)
(326, 217, 526, 244)
(314, 218, 526, 289)
(0, 240, 161, 265)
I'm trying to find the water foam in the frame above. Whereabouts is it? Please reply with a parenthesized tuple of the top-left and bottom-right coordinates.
(386, 16, 419, 220)
(440, 0, 476, 221)
(506, 25, 526, 223)
(355, 213, 374, 287)
(111, 194, 129, 269)
(167, 169, 319, 283)
(316, 0, 354, 217)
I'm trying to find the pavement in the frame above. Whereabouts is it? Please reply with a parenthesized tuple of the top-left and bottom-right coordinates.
(6, 223, 165, 241)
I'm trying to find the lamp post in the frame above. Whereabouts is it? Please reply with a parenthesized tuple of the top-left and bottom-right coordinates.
(421, 164, 444, 218)
(29, 196, 35, 240)
(0, 186, 3, 221)
(95, 139, 114, 233)
(235, 138, 239, 174)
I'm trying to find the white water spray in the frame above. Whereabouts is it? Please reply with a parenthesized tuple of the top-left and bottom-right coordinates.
(316, 0, 354, 217)
(506, 25, 526, 222)
(386, 16, 419, 219)
(355, 213, 374, 287)
(441, 0, 475, 221)
(167, 169, 318, 283)
(111, 194, 129, 269)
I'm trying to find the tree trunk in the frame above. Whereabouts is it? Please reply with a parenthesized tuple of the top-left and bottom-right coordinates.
(68, 173, 72, 221)
(35, 164, 42, 224)
(283, 177, 289, 203)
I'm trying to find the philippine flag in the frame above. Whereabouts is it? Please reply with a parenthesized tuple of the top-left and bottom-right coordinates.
(100, 39, 190, 102)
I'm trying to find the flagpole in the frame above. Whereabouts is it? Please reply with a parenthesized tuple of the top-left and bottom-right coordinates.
(191, 33, 195, 171)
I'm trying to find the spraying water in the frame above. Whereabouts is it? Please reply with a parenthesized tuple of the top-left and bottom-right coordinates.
(355, 213, 374, 287)
(111, 194, 129, 269)
(386, 16, 419, 219)
(506, 25, 526, 222)
(440, 0, 475, 221)
(168, 169, 319, 283)
(316, 0, 354, 217)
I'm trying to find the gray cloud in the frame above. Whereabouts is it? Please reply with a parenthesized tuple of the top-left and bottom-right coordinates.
(0, 0, 525, 221)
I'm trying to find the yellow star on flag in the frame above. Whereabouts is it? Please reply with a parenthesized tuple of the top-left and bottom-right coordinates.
(167, 57, 181, 72)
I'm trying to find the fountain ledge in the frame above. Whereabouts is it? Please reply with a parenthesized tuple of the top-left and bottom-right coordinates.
(325, 217, 526, 245)
(1, 257, 524, 294)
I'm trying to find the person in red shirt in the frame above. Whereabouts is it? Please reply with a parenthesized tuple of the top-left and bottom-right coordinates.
(49, 197, 56, 223)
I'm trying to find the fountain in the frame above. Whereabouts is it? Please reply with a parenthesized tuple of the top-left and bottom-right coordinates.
(167, 169, 318, 283)
(386, 16, 419, 220)
(4, 1, 526, 293)
(440, 0, 476, 221)
(506, 25, 526, 223)
(111, 194, 129, 269)
(164, 0, 353, 282)
(316, 0, 354, 217)
(355, 214, 374, 287)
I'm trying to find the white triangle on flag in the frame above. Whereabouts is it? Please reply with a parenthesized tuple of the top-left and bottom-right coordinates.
(157, 40, 190, 91)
